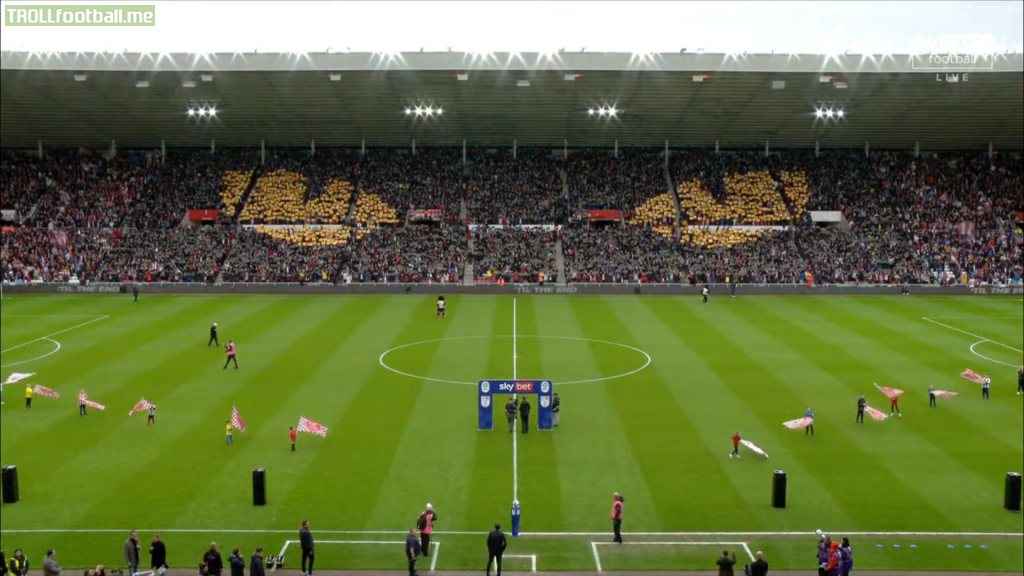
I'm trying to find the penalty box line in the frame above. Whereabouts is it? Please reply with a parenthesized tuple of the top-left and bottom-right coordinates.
(590, 541, 754, 573)
(492, 554, 537, 573)
(274, 539, 441, 572)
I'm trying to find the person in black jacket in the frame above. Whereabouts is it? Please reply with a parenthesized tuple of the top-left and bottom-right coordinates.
(149, 534, 167, 571)
(248, 548, 265, 576)
(299, 520, 314, 576)
(486, 523, 508, 576)
(505, 398, 516, 433)
(716, 550, 736, 576)
(202, 543, 223, 576)
(208, 323, 219, 347)
(748, 550, 768, 576)
(228, 549, 244, 576)
(519, 397, 531, 434)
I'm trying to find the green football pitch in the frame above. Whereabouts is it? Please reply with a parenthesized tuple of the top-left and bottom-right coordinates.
(1, 293, 1022, 572)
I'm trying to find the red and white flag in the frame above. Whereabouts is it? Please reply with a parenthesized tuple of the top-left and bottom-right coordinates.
(33, 385, 60, 399)
(78, 391, 106, 410)
(782, 416, 813, 430)
(740, 439, 769, 458)
(864, 406, 889, 421)
(3, 372, 35, 385)
(933, 390, 959, 398)
(960, 369, 986, 385)
(129, 398, 153, 416)
(874, 383, 904, 399)
(231, 406, 247, 432)
(297, 416, 328, 437)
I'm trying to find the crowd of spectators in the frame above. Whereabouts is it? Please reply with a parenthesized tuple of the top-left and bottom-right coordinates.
(359, 148, 463, 222)
(630, 192, 678, 239)
(464, 150, 566, 224)
(2, 148, 1021, 286)
(567, 149, 666, 216)
(340, 224, 467, 284)
(221, 226, 345, 283)
(563, 225, 687, 283)
(472, 227, 558, 283)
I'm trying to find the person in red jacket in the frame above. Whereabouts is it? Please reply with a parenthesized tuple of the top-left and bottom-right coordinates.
(729, 432, 741, 459)
(417, 504, 437, 557)
(610, 493, 624, 543)
(223, 340, 239, 370)
(289, 427, 297, 452)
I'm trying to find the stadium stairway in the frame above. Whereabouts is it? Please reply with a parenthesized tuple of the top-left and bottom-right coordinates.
(555, 234, 567, 286)
(663, 160, 683, 241)
(464, 228, 476, 286)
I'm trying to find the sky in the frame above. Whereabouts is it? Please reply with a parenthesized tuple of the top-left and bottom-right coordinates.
(1, 0, 1022, 55)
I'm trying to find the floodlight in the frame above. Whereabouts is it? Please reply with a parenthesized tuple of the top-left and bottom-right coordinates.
(836, 109, 845, 118)
(597, 108, 607, 117)
(208, 107, 217, 117)
(608, 106, 618, 117)
(187, 108, 196, 117)
(814, 109, 825, 119)
(436, 107, 443, 116)
(197, 108, 207, 117)
(425, 106, 434, 116)
(587, 108, 595, 116)
(825, 109, 834, 118)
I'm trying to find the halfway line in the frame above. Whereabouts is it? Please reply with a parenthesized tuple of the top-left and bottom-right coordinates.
(512, 298, 519, 503)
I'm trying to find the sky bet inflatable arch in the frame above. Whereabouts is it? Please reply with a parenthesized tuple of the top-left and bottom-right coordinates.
(478, 380, 553, 431)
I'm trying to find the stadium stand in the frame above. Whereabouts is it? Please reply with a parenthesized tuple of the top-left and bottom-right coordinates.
(464, 150, 565, 225)
(2, 149, 1021, 286)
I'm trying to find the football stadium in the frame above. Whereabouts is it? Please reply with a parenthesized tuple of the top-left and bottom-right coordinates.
(1, 2, 1022, 574)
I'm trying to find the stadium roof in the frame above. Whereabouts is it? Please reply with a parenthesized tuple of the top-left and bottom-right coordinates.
(2, 51, 1022, 150)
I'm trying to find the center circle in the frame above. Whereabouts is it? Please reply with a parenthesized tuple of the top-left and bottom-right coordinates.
(378, 335, 652, 386)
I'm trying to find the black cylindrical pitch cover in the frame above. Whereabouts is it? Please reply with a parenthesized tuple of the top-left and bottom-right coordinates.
(2, 465, 19, 503)
(1005, 472, 1022, 512)
(253, 468, 266, 506)
(772, 470, 787, 509)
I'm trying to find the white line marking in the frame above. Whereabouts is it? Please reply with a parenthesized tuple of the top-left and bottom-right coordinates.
(379, 334, 652, 386)
(0, 337, 60, 368)
(499, 554, 537, 572)
(512, 299, 518, 380)
(969, 340, 1021, 368)
(3, 528, 1022, 537)
(590, 542, 602, 573)
(272, 539, 439, 572)
(429, 541, 440, 572)
(1, 315, 109, 354)
(271, 539, 294, 573)
(1, 314, 113, 318)
(512, 299, 519, 504)
(591, 541, 756, 568)
(922, 317, 1023, 353)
